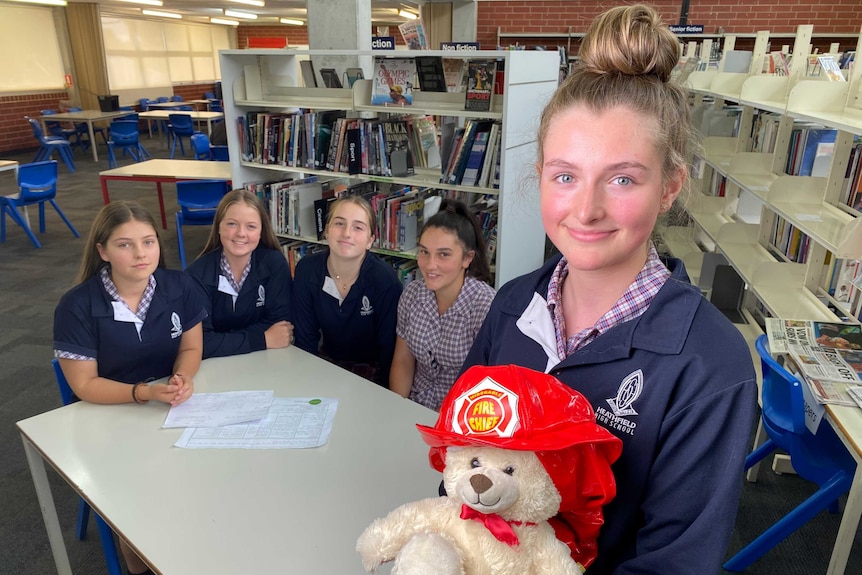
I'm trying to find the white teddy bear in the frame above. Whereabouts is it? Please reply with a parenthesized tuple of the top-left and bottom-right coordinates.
(357, 364, 622, 575)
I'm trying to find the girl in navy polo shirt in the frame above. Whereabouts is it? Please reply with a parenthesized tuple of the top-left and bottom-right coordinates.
(293, 196, 402, 386)
(185, 189, 293, 358)
(53, 201, 206, 575)
(390, 199, 495, 410)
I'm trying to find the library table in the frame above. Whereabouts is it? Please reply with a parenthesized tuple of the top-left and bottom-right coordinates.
(99, 159, 232, 229)
(823, 403, 862, 574)
(138, 110, 224, 138)
(18, 347, 439, 575)
(38, 110, 130, 162)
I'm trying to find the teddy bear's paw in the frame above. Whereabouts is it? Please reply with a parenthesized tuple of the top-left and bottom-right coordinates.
(392, 533, 463, 575)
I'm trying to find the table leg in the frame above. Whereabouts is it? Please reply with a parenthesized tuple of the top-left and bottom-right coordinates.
(826, 462, 862, 575)
(88, 122, 99, 162)
(21, 435, 73, 575)
(156, 182, 166, 229)
(101, 176, 111, 205)
(207, 119, 213, 136)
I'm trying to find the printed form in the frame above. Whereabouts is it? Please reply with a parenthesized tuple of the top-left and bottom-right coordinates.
(163, 390, 275, 428)
(174, 397, 339, 449)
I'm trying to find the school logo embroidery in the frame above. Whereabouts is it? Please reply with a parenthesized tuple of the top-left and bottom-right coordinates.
(256, 285, 265, 307)
(451, 376, 519, 437)
(170, 312, 183, 339)
(607, 369, 643, 417)
(360, 295, 374, 316)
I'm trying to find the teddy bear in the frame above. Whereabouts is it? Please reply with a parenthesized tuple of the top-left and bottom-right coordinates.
(356, 364, 622, 575)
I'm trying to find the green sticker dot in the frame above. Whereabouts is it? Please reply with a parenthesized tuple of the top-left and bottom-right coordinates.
(309, 399, 322, 405)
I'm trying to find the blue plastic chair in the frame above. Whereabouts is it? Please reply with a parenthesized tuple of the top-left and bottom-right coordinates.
(169, 113, 199, 159)
(157, 96, 170, 103)
(209, 100, 224, 113)
(210, 145, 230, 162)
(175, 179, 229, 269)
(190, 133, 211, 160)
(723, 335, 858, 572)
(0, 160, 80, 248)
(69, 106, 108, 149)
(204, 91, 215, 100)
(25, 117, 76, 173)
(40, 109, 78, 142)
(51, 359, 123, 575)
(107, 120, 150, 169)
(172, 94, 183, 102)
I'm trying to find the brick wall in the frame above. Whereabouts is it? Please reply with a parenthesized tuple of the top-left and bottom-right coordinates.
(481, 0, 862, 51)
(172, 82, 218, 103)
(0, 92, 70, 154)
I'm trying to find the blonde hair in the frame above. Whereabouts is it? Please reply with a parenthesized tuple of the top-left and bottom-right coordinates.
(325, 195, 377, 241)
(537, 4, 690, 182)
(76, 202, 165, 284)
(199, 189, 280, 256)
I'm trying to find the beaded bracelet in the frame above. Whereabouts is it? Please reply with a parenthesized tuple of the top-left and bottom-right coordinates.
(131, 382, 148, 404)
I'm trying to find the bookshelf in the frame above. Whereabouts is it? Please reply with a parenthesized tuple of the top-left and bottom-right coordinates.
(218, 49, 560, 289)
(670, 24, 862, 326)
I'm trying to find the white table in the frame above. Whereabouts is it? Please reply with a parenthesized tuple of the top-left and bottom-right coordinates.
(824, 403, 862, 574)
(38, 110, 130, 162)
(18, 347, 439, 575)
(139, 110, 224, 137)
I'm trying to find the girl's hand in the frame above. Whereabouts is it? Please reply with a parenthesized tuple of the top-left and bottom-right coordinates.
(265, 321, 294, 349)
(149, 374, 194, 406)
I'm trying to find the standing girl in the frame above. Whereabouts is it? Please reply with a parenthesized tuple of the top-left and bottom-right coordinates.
(185, 189, 293, 358)
(293, 196, 402, 386)
(390, 199, 495, 410)
(53, 201, 206, 574)
(462, 5, 757, 574)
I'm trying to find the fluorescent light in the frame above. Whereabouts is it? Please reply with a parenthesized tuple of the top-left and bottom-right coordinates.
(398, 9, 418, 20)
(229, 0, 265, 6)
(116, 0, 163, 6)
(4, 0, 67, 6)
(141, 9, 181, 18)
(211, 17, 240, 26)
(279, 18, 304, 25)
(224, 9, 258, 19)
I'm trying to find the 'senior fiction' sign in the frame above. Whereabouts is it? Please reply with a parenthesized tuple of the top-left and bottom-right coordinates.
(669, 24, 705, 34)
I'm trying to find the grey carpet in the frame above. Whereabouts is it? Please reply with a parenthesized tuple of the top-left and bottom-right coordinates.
(0, 136, 860, 574)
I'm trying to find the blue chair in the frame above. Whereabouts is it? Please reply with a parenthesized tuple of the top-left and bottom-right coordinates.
(106, 120, 150, 169)
(25, 117, 76, 173)
(209, 100, 224, 113)
(69, 106, 108, 150)
(40, 109, 78, 142)
(172, 94, 183, 102)
(210, 145, 230, 162)
(51, 359, 123, 575)
(169, 113, 199, 159)
(190, 133, 211, 160)
(157, 96, 170, 103)
(204, 91, 215, 100)
(723, 335, 857, 572)
(175, 179, 229, 269)
(0, 160, 80, 248)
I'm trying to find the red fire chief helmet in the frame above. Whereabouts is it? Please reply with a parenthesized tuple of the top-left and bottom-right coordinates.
(416, 364, 623, 568)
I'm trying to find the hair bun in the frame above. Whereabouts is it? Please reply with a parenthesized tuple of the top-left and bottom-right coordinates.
(578, 4, 679, 82)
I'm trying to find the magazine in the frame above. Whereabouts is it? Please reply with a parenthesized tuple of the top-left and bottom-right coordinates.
(371, 56, 416, 106)
(765, 318, 862, 405)
(398, 20, 428, 50)
(818, 55, 846, 82)
(464, 59, 497, 112)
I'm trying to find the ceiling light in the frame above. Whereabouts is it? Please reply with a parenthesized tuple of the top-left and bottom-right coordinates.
(398, 9, 418, 20)
(211, 17, 240, 26)
(116, 0, 163, 6)
(229, 0, 265, 6)
(3, 0, 67, 6)
(279, 18, 304, 25)
(224, 9, 258, 19)
(141, 9, 181, 18)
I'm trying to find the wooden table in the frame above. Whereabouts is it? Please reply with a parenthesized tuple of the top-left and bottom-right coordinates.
(99, 159, 232, 228)
(139, 110, 224, 138)
(18, 347, 439, 575)
(38, 110, 130, 162)
(823, 403, 862, 574)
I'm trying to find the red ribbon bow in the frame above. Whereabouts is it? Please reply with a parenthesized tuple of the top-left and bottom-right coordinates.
(460, 504, 535, 546)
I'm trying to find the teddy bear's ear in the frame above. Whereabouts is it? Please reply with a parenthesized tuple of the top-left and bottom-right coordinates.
(429, 446, 447, 472)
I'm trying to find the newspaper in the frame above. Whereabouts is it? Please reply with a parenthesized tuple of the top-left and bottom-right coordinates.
(765, 318, 862, 406)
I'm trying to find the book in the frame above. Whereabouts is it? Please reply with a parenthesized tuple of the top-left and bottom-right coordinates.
(313, 197, 334, 240)
(399, 197, 425, 251)
(300, 60, 317, 88)
(460, 128, 492, 187)
(371, 56, 416, 106)
(797, 129, 837, 177)
(464, 59, 497, 112)
(319, 68, 342, 89)
(414, 56, 447, 92)
(442, 58, 466, 93)
(381, 119, 414, 177)
(398, 19, 428, 50)
(346, 126, 362, 174)
(818, 55, 846, 81)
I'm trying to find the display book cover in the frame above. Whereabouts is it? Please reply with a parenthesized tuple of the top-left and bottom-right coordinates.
(464, 59, 497, 112)
(371, 56, 416, 106)
(414, 56, 447, 92)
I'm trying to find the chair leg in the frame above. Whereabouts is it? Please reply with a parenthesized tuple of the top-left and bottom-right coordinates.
(75, 498, 90, 540)
(723, 472, 853, 572)
(170, 134, 177, 159)
(38, 202, 46, 234)
(94, 514, 123, 575)
(58, 146, 76, 173)
(49, 199, 81, 238)
(138, 142, 151, 159)
(176, 212, 187, 269)
(3, 204, 41, 247)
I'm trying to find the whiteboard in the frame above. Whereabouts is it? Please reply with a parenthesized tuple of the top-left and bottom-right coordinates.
(0, 5, 65, 91)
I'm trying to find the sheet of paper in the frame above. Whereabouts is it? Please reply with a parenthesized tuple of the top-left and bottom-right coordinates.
(174, 397, 339, 449)
(163, 390, 274, 428)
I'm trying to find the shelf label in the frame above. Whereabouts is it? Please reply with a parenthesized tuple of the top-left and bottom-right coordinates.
(441, 42, 479, 51)
(372, 36, 395, 50)
(669, 24, 705, 34)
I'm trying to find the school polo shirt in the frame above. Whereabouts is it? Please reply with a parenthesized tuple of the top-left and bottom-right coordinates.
(53, 268, 207, 384)
(185, 246, 293, 359)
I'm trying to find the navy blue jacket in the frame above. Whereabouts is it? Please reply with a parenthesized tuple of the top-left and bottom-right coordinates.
(462, 255, 757, 575)
(185, 246, 293, 359)
(53, 268, 207, 384)
(293, 250, 402, 386)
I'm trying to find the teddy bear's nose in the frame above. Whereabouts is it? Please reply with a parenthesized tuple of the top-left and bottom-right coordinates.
(470, 474, 493, 494)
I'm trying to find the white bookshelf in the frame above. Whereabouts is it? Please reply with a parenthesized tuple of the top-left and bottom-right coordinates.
(218, 49, 560, 289)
